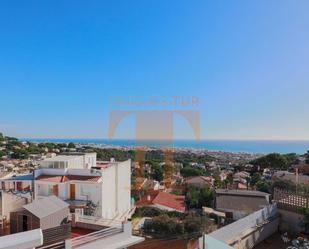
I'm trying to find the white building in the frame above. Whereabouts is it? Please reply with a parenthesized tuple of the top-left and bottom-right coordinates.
(37, 153, 97, 169)
(34, 159, 132, 220)
(0, 229, 43, 249)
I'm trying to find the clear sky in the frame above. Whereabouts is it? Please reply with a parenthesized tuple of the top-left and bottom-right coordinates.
(1, 1, 309, 140)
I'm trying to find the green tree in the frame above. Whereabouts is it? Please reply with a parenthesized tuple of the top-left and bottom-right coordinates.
(5, 136, 18, 141)
(256, 180, 270, 193)
(186, 186, 214, 209)
(199, 186, 214, 207)
(143, 214, 184, 236)
(184, 215, 203, 234)
(250, 172, 261, 186)
(26, 143, 44, 154)
(68, 142, 76, 148)
(0, 150, 5, 158)
(270, 179, 296, 192)
(180, 166, 204, 178)
(11, 149, 29, 159)
(251, 153, 290, 170)
(151, 164, 164, 182)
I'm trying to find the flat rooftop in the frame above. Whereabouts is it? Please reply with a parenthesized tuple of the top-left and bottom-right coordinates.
(1, 173, 33, 181)
(41, 155, 83, 162)
(216, 189, 270, 197)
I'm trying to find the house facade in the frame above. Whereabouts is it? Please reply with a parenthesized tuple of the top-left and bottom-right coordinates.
(34, 159, 132, 220)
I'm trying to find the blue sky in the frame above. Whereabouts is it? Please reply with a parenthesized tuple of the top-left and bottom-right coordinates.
(0, 1, 309, 140)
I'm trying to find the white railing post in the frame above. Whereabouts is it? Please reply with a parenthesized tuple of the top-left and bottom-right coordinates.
(65, 239, 72, 249)
(123, 221, 132, 235)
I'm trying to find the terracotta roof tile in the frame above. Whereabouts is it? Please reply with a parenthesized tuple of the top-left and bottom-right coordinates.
(136, 190, 160, 206)
(152, 192, 186, 213)
(137, 190, 186, 213)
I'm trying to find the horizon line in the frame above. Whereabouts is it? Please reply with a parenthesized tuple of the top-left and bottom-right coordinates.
(20, 137, 309, 142)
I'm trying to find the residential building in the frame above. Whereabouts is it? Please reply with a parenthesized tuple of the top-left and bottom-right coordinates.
(185, 176, 214, 187)
(137, 190, 186, 213)
(233, 171, 250, 185)
(34, 159, 132, 220)
(0, 173, 33, 192)
(215, 189, 270, 220)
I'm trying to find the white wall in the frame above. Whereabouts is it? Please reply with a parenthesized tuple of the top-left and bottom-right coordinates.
(116, 160, 131, 215)
(39, 156, 84, 169)
(34, 159, 131, 220)
(67, 157, 84, 169)
(100, 160, 131, 220)
(35, 181, 101, 206)
(0, 229, 43, 249)
(232, 218, 279, 249)
(101, 165, 116, 219)
(0, 191, 28, 221)
(279, 209, 304, 235)
(74, 182, 101, 207)
(83, 153, 97, 169)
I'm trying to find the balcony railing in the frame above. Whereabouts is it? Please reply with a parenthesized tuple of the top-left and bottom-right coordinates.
(70, 226, 123, 248)
(76, 214, 123, 228)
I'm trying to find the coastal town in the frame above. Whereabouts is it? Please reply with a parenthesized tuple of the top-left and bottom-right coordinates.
(1, 0, 309, 248)
(1, 132, 309, 249)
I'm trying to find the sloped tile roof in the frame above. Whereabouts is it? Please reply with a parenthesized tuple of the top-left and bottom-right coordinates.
(152, 192, 186, 213)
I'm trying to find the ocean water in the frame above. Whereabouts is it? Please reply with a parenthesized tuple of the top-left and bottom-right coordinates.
(23, 138, 309, 154)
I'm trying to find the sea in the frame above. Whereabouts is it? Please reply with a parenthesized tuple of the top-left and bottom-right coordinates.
(22, 138, 309, 155)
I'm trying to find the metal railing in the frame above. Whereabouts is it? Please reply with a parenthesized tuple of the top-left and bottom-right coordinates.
(76, 214, 123, 228)
(71, 226, 123, 248)
(37, 241, 65, 249)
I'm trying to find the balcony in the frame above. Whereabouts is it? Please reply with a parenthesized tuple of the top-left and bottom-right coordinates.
(65, 199, 89, 209)
(66, 214, 144, 249)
